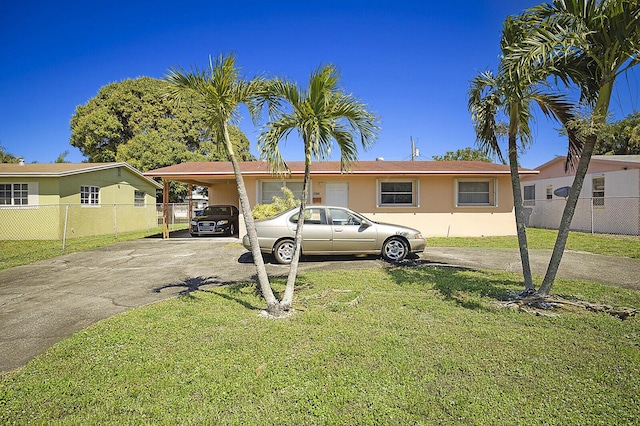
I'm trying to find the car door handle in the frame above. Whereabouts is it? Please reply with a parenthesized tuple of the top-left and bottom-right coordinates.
(334, 227, 343, 232)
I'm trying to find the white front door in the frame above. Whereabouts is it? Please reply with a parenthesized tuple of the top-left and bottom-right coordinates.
(325, 182, 349, 207)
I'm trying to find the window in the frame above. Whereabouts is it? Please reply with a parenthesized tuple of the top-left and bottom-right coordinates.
(134, 190, 145, 207)
(261, 181, 304, 204)
(0, 183, 28, 206)
(456, 179, 496, 206)
(329, 207, 364, 226)
(379, 181, 415, 206)
(546, 186, 553, 200)
(592, 176, 605, 207)
(523, 185, 535, 206)
(290, 207, 327, 225)
(80, 185, 100, 205)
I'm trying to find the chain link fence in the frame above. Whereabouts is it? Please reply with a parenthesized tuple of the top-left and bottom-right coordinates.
(524, 196, 640, 236)
(0, 203, 192, 246)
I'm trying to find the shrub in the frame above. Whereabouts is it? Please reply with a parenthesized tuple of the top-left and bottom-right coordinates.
(252, 187, 300, 220)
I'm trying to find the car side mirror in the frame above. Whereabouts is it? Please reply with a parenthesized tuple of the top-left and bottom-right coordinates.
(361, 220, 372, 228)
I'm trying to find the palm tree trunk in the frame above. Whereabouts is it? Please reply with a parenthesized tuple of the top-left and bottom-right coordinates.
(281, 153, 311, 309)
(508, 135, 535, 291)
(538, 82, 613, 295)
(537, 134, 596, 295)
(222, 123, 280, 313)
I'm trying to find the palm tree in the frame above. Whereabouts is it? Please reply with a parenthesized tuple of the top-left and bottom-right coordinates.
(469, 18, 580, 292)
(503, 0, 640, 295)
(164, 54, 283, 315)
(258, 64, 379, 310)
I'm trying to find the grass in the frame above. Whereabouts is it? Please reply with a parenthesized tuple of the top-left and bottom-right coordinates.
(1, 267, 639, 424)
(429, 228, 640, 259)
(0, 225, 188, 271)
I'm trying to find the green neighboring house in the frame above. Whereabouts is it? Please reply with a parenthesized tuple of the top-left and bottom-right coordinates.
(0, 162, 162, 240)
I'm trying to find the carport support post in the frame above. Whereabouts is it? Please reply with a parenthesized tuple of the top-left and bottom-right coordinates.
(163, 179, 169, 239)
(188, 184, 193, 224)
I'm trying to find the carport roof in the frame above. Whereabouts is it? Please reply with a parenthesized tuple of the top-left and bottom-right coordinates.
(145, 160, 538, 181)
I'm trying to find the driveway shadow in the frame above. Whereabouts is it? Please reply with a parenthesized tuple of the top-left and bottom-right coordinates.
(153, 276, 236, 296)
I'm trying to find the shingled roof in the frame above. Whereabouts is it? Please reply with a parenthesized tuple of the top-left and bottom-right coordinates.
(145, 160, 538, 179)
(0, 162, 162, 188)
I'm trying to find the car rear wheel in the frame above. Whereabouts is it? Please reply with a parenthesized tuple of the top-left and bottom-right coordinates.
(274, 239, 295, 264)
(382, 237, 408, 262)
(227, 223, 235, 237)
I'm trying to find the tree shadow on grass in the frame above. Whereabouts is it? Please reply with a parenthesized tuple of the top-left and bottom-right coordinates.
(385, 260, 521, 310)
(154, 276, 266, 311)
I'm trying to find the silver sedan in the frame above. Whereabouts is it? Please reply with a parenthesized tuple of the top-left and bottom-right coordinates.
(242, 206, 426, 264)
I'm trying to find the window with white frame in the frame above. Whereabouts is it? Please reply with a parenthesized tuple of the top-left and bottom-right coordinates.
(379, 181, 416, 206)
(0, 183, 28, 206)
(523, 185, 535, 206)
(134, 190, 145, 207)
(592, 176, 605, 207)
(546, 186, 553, 200)
(456, 179, 496, 206)
(260, 181, 304, 204)
(80, 185, 100, 205)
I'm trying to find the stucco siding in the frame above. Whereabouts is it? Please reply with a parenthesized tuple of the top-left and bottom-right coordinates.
(233, 174, 517, 238)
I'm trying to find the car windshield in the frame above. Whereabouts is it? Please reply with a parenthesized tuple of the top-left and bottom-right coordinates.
(205, 206, 230, 215)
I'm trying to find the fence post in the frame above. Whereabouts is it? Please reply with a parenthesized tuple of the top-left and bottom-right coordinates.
(62, 204, 70, 250)
(113, 204, 118, 238)
(590, 197, 594, 236)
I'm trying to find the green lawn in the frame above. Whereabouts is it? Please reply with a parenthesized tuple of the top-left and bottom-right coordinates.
(1, 267, 639, 424)
(429, 228, 640, 259)
(0, 225, 189, 271)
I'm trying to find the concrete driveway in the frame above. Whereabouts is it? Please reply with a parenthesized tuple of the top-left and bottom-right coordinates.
(1, 231, 638, 373)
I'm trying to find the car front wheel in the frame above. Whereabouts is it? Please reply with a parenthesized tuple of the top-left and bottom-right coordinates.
(227, 223, 235, 237)
(382, 237, 408, 262)
(273, 239, 295, 264)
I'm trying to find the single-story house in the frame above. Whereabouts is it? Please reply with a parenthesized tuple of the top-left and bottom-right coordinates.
(145, 160, 539, 238)
(520, 155, 640, 235)
(0, 162, 162, 240)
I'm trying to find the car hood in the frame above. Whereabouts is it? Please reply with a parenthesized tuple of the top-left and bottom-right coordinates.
(371, 221, 423, 236)
(194, 214, 234, 221)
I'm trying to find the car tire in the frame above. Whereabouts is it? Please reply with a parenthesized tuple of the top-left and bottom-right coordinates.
(273, 239, 295, 264)
(227, 223, 235, 237)
(382, 237, 408, 262)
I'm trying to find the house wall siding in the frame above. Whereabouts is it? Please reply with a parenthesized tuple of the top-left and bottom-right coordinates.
(0, 166, 161, 240)
(230, 174, 516, 238)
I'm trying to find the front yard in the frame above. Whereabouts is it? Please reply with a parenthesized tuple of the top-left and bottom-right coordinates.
(1, 265, 638, 424)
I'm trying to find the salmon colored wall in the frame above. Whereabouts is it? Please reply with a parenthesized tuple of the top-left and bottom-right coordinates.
(228, 174, 516, 238)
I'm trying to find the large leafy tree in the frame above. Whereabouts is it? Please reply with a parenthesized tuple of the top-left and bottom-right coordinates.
(503, 0, 640, 295)
(0, 146, 20, 163)
(595, 111, 640, 155)
(70, 77, 253, 164)
(164, 54, 284, 316)
(258, 64, 379, 311)
(71, 76, 253, 200)
(469, 17, 580, 292)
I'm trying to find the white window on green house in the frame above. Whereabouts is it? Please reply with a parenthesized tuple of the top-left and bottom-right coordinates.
(456, 179, 496, 206)
(378, 181, 417, 206)
(546, 186, 553, 200)
(523, 185, 535, 206)
(80, 185, 100, 205)
(134, 190, 146, 206)
(260, 181, 304, 204)
(592, 176, 605, 207)
(0, 183, 28, 206)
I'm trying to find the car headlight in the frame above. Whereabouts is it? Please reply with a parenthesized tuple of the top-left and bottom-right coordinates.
(415, 233, 423, 239)
(217, 220, 229, 225)
(191, 220, 198, 225)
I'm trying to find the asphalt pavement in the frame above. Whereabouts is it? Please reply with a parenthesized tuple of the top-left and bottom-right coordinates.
(1, 231, 638, 373)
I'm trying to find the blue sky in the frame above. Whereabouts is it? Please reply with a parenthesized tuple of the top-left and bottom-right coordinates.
(1, 1, 638, 169)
